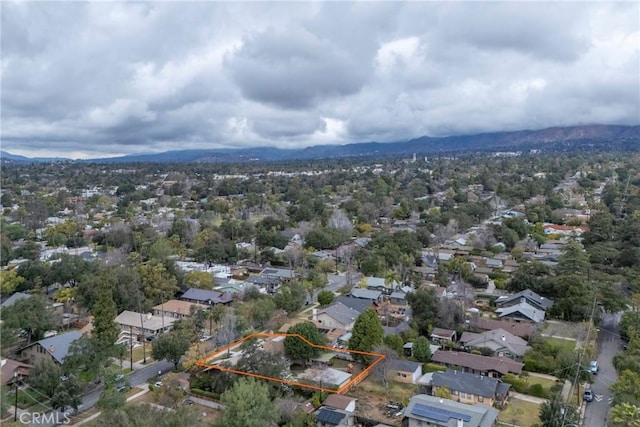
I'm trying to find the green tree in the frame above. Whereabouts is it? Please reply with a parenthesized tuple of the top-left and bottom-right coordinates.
(137, 262, 179, 306)
(349, 308, 384, 362)
(94, 403, 205, 427)
(0, 268, 25, 296)
(317, 290, 334, 306)
(0, 294, 55, 343)
(215, 378, 280, 427)
(91, 281, 119, 354)
(610, 402, 640, 427)
(539, 395, 578, 427)
(412, 336, 432, 363)
(274, 282, 307, 314)
(407, 288, 439, 336)
(383, 334, 404, 355)
(184, 271, 213, 289)
(28, 360, 63, 398)
(152, 330, 191, 370)
(50, 375, 84, 412)
(611, 370, 640, 406)
(284, 322, 325, 360)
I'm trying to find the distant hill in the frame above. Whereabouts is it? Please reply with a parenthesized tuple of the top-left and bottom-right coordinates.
(0, 150, 70, 164)
(2, 124, 638, 164)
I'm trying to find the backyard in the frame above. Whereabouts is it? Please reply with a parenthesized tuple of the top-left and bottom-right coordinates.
(349, 377, 419, 426)
(498, 397, 541, 427)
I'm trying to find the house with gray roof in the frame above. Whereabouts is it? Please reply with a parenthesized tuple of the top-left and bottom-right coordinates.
(180, 288, 233, 305)
(429, 369, 509, 406)
(496, 303, 546, 323)
(390, 359, 422, 384)
(334, 296, 372, 314)
(403, 394, 499, 427)
(1, 292, 30, 308)
(495, 289, 554, 312)
(20, 330, 82, 366)
(315, 302, 360, 331)
(349, 288, 382, 301)
(460, 329, 529, 360)
(430, 351, 523, 378)
(316, 407, 355, 427)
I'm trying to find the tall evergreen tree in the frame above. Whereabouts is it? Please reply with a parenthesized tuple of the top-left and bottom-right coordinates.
(349, 308, 384, 362)
(92, 280, 119, 353)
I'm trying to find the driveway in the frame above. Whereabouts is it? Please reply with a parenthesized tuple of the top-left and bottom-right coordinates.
(582, 311, 622, 427)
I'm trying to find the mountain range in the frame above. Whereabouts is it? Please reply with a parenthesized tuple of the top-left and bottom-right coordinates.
(2, 124, 639, 164)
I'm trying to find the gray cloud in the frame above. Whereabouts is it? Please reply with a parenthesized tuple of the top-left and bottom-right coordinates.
(1, 1, 638, 158)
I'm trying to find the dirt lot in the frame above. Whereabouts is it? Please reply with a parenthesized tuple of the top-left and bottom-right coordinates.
(130, 392, 221, 423)
(349, 377, 420, 426)
(539, 320, 586, 341)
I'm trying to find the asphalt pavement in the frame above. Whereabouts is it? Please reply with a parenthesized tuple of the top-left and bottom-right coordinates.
(31, 360, 174, 426)
(582, 311, 622, 427)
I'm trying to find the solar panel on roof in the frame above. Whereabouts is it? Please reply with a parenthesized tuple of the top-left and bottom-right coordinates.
(316, 408, 346, 425)
(411, 403, 472, 423)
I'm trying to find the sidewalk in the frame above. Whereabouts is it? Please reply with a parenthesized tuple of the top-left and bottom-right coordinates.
(71, 384, 150, 427)
(510, 391, 548, 404)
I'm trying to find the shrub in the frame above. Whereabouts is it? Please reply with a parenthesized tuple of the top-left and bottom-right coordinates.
(423, 363, 447, 373)
(528, 383, 547, 398)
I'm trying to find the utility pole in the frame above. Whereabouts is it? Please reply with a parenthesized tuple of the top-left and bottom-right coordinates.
(129, 325, 134, 370)
(13, 373, 19, 422)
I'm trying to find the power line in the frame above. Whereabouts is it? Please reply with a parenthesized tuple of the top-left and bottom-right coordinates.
(562, 272, 598, 427)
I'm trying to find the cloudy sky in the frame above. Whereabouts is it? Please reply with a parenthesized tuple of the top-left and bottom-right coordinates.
(2, 1, 639, 159)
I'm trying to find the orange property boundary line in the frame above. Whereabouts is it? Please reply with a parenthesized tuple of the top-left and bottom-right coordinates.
(195, 333, 385, 394)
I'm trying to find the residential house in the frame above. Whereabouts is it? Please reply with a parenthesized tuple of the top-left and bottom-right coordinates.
(542, 224, 589, 236)
(495, 290, 554, 324)
(261, 267, 296, 292)
(19, 330, 82, 366)
(350, 288, 383, 302)
(334, 296, 373, 314)
(316, 407, 356, 427)
(1, 292, 30, 308)
(429, 370, 510, 406)
(152, 299, 208, 320)
(314, 303, 360, 331)
(323, 394, 357, 413)
(389, 286, 413, 306)
(180, 288, 233, 306)
(430, 351, 524, 379)
(466, 318, 536, 339)
(431, 328, 456, 344)
(391, 359, 423, 384)
(246, 275, 281, 294)
(402, 394, 499, 427)
(495, 290, 554, 312)
(363, 276, 400, 294)
(0, 358, 33, 385)
(114, 310, 176, 340)
(459, 329, 529, 360)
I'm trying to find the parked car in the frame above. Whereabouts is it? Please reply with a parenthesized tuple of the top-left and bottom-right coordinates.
(155, 381, 163, 387)
(199, 335, 211, 342)
(583, 389, 594, 402)
(116, 385, 127, 393)
(115, 374, 125, 382)
(589, 360, 599, 375)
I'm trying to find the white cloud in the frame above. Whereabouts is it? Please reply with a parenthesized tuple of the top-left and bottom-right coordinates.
(0, 1, 638, 158)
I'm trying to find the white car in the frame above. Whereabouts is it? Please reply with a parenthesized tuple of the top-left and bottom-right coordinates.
(589, 360, 599, 375)
(199, 336, 211, 342)
(154, 381, 163, 387)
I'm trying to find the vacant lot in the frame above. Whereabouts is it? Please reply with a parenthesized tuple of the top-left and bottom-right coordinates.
(498, 397, 541, 427)
(349, 377, 419, 426)
(540, 320, 586, 341)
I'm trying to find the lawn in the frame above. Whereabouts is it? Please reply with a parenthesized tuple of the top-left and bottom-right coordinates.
(523, 374, 559, 391)
(498, 398, 541, 427)
(544, 337, 576, 353)
(132, 345, 154, 363)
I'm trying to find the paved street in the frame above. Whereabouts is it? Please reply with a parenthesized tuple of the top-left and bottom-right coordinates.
(32, 360, 173, 426)
(583, 312, 622, 427)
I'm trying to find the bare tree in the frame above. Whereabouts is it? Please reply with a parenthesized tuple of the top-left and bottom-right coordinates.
(372, 345, 397, 394)
(328, 209, 354, 235)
